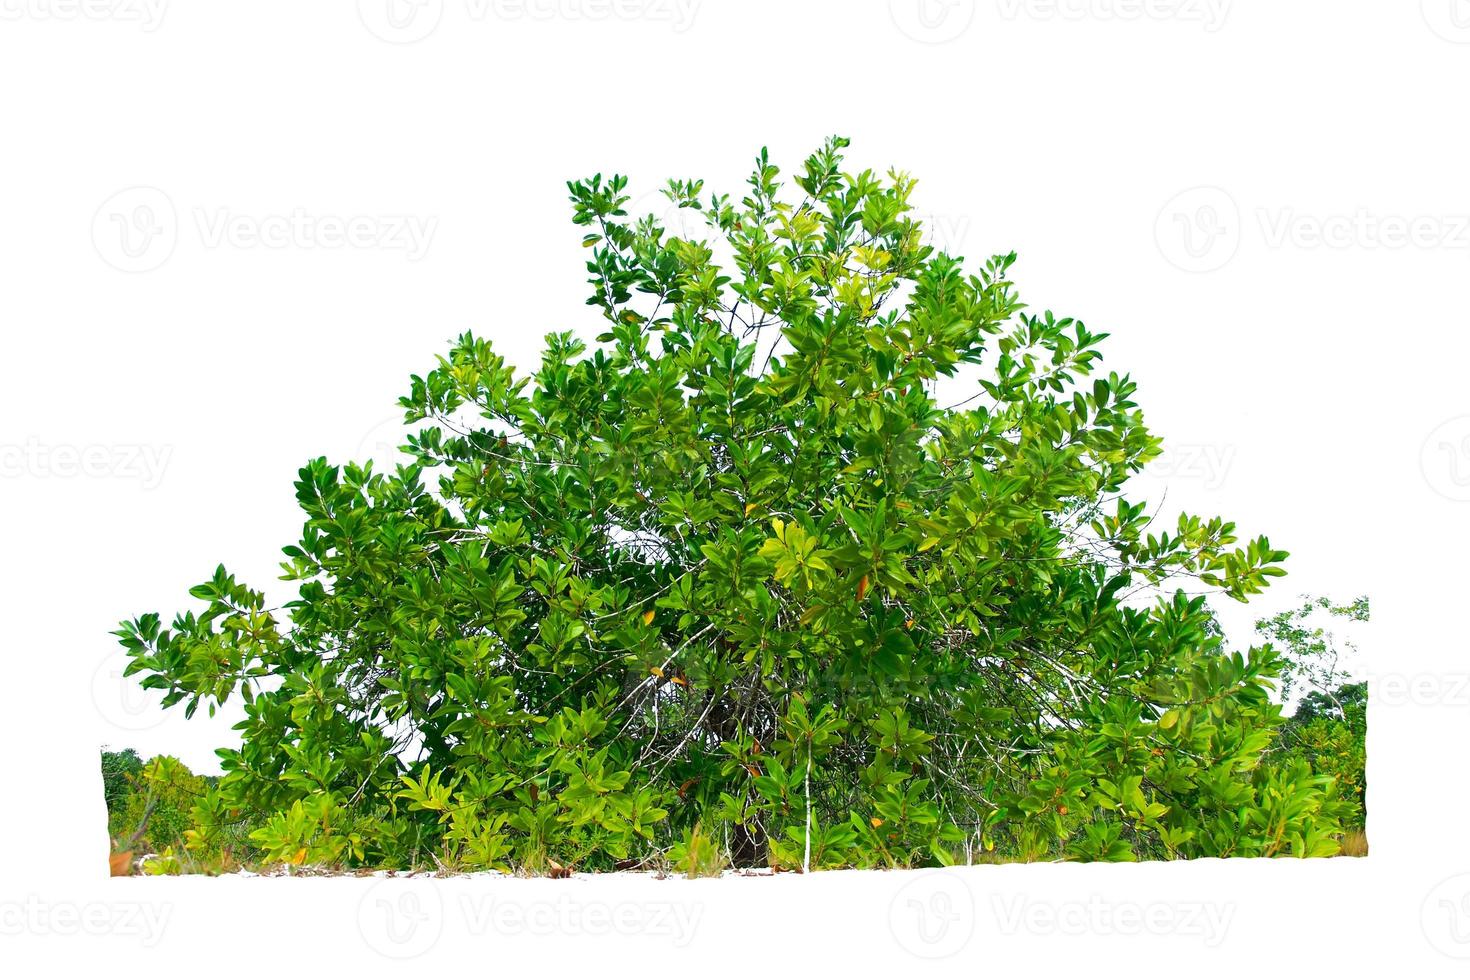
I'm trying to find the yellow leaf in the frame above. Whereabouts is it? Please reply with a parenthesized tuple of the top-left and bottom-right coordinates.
(649, 666, 664, 678)
(292, 847, 307, 866)
(918, 536, 941, 553)
(1158, 709, 1180, 731)
(642, 610, 655, 626)
(870, 817, 884, 828)
(744, 502, 758, 516)
(856, 574, 869, 602)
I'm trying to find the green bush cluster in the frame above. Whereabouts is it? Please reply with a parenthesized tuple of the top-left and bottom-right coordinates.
(103, 750, 246, 874)
(114, 140, 1363, 874)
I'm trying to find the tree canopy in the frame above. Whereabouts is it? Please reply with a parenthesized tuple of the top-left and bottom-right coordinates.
(116, 138, 1349, 872)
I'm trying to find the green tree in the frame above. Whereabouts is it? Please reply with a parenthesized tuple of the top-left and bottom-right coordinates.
(1255, 594, 1369, 704)
(116, 139, 1342, 871)
(106, 754, 209, 855)
(102, 747, 144, 841)
(1260, 597, 1369, 830)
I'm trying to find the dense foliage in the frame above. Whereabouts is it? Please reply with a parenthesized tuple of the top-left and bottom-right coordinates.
(116, 140, 1358, 873)
(1260, 597, 1369, 831)
(103, 750, 226, 874)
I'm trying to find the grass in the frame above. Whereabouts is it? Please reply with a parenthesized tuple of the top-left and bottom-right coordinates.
(1338, 829, 1369, 857)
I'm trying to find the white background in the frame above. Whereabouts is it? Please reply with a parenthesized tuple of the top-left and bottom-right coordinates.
(1, 0, 1466, 974)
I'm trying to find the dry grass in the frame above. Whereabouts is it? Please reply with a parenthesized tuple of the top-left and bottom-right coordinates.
(1339, 829, 1369, 857)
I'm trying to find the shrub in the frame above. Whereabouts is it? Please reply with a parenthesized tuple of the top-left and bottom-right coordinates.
(104, 753, 216, 866)
(115, 139, 1346, 871)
